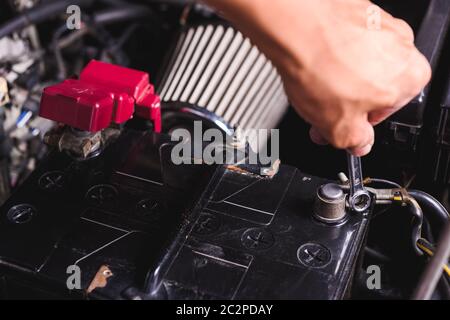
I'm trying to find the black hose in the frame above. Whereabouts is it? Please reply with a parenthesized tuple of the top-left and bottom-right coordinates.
(93, 5, 159, 26)
(403, 195, 424, 256)
(437, 275, 450, 300)
(100, 0, 130, 6)
(364, 246, 391, 263)
(413, 221, 450, 299)
(409, 190, 450, 228)
(0, 0, 159, 39)
(0, 0, 94, 39)
(49, 3, 158, 79)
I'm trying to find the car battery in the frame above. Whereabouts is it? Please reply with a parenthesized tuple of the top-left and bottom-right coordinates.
(0, 128, 370, 299)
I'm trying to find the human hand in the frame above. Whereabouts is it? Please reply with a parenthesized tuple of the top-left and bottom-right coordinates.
(203, 0, 431, 156)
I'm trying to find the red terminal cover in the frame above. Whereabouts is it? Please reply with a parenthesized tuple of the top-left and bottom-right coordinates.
(39, 60, 161, 132)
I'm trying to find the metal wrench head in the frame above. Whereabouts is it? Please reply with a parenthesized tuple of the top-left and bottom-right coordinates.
(347, 153, 371, 213)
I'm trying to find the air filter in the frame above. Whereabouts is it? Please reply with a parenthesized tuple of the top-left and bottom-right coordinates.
(158, 23, 289, 136)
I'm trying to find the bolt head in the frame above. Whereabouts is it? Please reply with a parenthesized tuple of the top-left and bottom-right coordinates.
(318, 183, 345, 201)
(349, 190, 371, 213)
(297, 242, 331, 268)
(135, 198, 160, 221)
(86, 184, 118, 206)
(241, 228, 275, 250)
(7, 204, 36, 224)
(193, 213, 221, 236)
(38, 171, 66, 192)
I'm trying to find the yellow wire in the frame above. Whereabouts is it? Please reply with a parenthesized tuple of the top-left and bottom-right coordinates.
(417, 242, 450, 277)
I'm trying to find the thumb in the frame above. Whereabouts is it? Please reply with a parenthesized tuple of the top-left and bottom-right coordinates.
(309, 126, 329, 145)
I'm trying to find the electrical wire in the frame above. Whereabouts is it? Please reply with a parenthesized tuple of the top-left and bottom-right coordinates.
(408, 190, 450, 226)
(364, 178, 401, 218)
(364, 177, 450, 298)
(417, 238, 450, 277)
(366, 180, 450, 226)
(367, 178, 450, 256)
(413, 221, 450, 300)
(400, 195, 424, 256)
(366, 178, 402, 189)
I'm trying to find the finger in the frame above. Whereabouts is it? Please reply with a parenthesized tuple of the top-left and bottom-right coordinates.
(346, 121, 375, 156)
(392, 18, 415, 44)
(393, 50, 431, 109)
(309, 127, 329, 145)
(348, 143, 373, 157)
(368, 107, 396, 125)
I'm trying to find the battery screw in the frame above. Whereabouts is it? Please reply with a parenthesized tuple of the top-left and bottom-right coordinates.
(7, 204, 36, 224)
(241, 228, 275, 250)
(38, 171, 65, 191)
(86, 184, 118, 205)
(193, 213, 221, 235)
(297, 243, 331, 268)
(135, 199, 160, 220)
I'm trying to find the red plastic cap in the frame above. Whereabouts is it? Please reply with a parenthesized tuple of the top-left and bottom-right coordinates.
(39, 60, 161, 132)
(135, 87, 162, 132)
(81, 60, 162, 132)
(40, 79, 134, 132)
(80, 60, 150, 99)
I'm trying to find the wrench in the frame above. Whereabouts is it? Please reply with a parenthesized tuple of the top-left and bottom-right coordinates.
(347, 153, 372, 213)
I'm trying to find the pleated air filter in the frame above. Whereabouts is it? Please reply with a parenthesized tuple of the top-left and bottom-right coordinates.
(158, 24, 289, 136)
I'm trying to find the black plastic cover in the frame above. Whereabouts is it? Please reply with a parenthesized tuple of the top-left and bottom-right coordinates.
(145, 165, 370, 300)
(0, 130, 370, 299)
(387, 0, 450, 147)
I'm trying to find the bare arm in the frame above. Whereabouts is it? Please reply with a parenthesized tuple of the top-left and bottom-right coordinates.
(202, 0, 431, 156)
